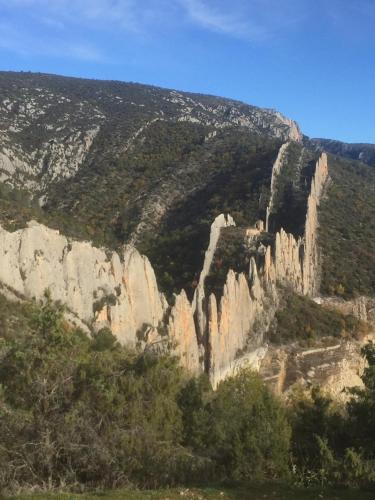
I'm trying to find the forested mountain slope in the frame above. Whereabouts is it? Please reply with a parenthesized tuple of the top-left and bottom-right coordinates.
(310, 137, 375, 167)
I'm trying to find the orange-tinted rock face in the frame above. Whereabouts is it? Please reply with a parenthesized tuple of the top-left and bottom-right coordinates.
(203, 153, 329, 386)
(168, 290, 202, 375)
(193, 213, 236, 340)
(260, 340, 367, 403)
(207, 267, 274, 388)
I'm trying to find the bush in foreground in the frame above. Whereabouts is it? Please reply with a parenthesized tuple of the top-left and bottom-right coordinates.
(0, 297, 290, 493)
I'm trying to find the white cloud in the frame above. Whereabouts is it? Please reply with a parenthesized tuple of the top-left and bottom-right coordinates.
(0, 0, 167, 32)
(4, 0, 364, 63)
(0, 20, 104, 61)
(178, 0, 256, 38)
(178, 0, 310, 41)
(0, 0, 308, 39)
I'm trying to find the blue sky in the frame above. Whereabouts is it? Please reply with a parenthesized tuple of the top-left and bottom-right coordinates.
(0, 0, 374, 143)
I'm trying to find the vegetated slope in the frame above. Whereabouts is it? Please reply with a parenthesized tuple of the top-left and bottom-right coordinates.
(0, 290, 36, 340)
(267, 291, 368, 347)
(199, 141, 319, 302)
(7, 125, 284, 298)
(0, 70, 300, 192)
(0, 71, 303, 295)
(136, 131, 283, 298)
(1, 72, 375, 302)
(311, 138, 375, 167)
(319, 155, 375, 298)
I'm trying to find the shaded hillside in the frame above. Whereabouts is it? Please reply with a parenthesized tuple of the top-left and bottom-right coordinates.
(311, 138, 375, 167)
(136, 132, 282, 298)
(267, 292, 367, 347)
(319, 155, 375, 298)
(0, 71, 304, 295)
(266, 142, 318, 237)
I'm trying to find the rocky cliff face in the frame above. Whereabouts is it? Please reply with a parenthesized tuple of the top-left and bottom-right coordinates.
(260, 340, 368, 403)
(0, 148, 371, 398)
(269, 152, 329, 296)
(0, 221, 167, 346)
(207, 265, 276, 387)
(0, 152, 331, 386)
(265, 142, 290, 232)
(0, 84, 104, 190)
(168, 290, 202, 375)
(196, 152, 329, 386)
(193, 213, 236, 340)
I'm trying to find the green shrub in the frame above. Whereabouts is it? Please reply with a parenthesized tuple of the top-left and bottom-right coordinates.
(180, 369, 291, 482)
(0, 297, 207, 492)
(268, 292, 367, 346)
(290, 343, 375, 490)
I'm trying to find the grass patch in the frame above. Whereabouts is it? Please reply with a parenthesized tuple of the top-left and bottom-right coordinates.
(11, 482, 375, 500)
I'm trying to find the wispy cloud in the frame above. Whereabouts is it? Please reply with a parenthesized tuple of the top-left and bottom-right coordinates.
(0, 19, 104, 62)
(0, 0, 307, 41)
(178, 0, 310, 41)
(1, 0, 371, 64)
(1, 0, 170, 33)
(178, 0, 258, 38)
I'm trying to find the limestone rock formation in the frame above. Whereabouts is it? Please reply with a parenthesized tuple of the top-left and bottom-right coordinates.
(207, 268, 271, 387)
(168, 290, 202, 375)
(0, 221, 167, 346)
(302, 153, 329, 295)
(193, 213, 235, 339)
(0, 148, 365, 397)
(260, 340, 368, 403)
(265, 142, 290, 232)
(265, 153, 329, 296)
(203, 152, 329, 385)
(0, 72, 302, 194)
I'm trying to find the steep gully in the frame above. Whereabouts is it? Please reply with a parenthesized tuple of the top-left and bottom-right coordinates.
(1, 146, 364, 393)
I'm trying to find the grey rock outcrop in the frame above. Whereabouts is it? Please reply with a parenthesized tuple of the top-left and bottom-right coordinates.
(265, 142, 290, 232)
(0, 72, 302, 195)
(0, 84, 104, 191)
(0, 221, 166, 346)
(260, 340, 368, 403)
(1, 150, 359, 398)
